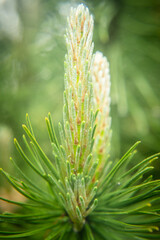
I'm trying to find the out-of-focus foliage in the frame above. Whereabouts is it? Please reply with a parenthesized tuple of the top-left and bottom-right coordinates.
(0, 0, 160, 185)
(92, 0, 160, 160)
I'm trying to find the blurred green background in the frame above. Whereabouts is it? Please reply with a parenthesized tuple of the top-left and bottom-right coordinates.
(0, 0, 160, 203)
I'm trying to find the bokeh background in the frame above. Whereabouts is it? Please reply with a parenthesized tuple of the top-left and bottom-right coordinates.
(0, 0, 160, 210)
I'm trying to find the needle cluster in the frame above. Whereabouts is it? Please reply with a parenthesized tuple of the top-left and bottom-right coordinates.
(0, 4, 160, 240)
